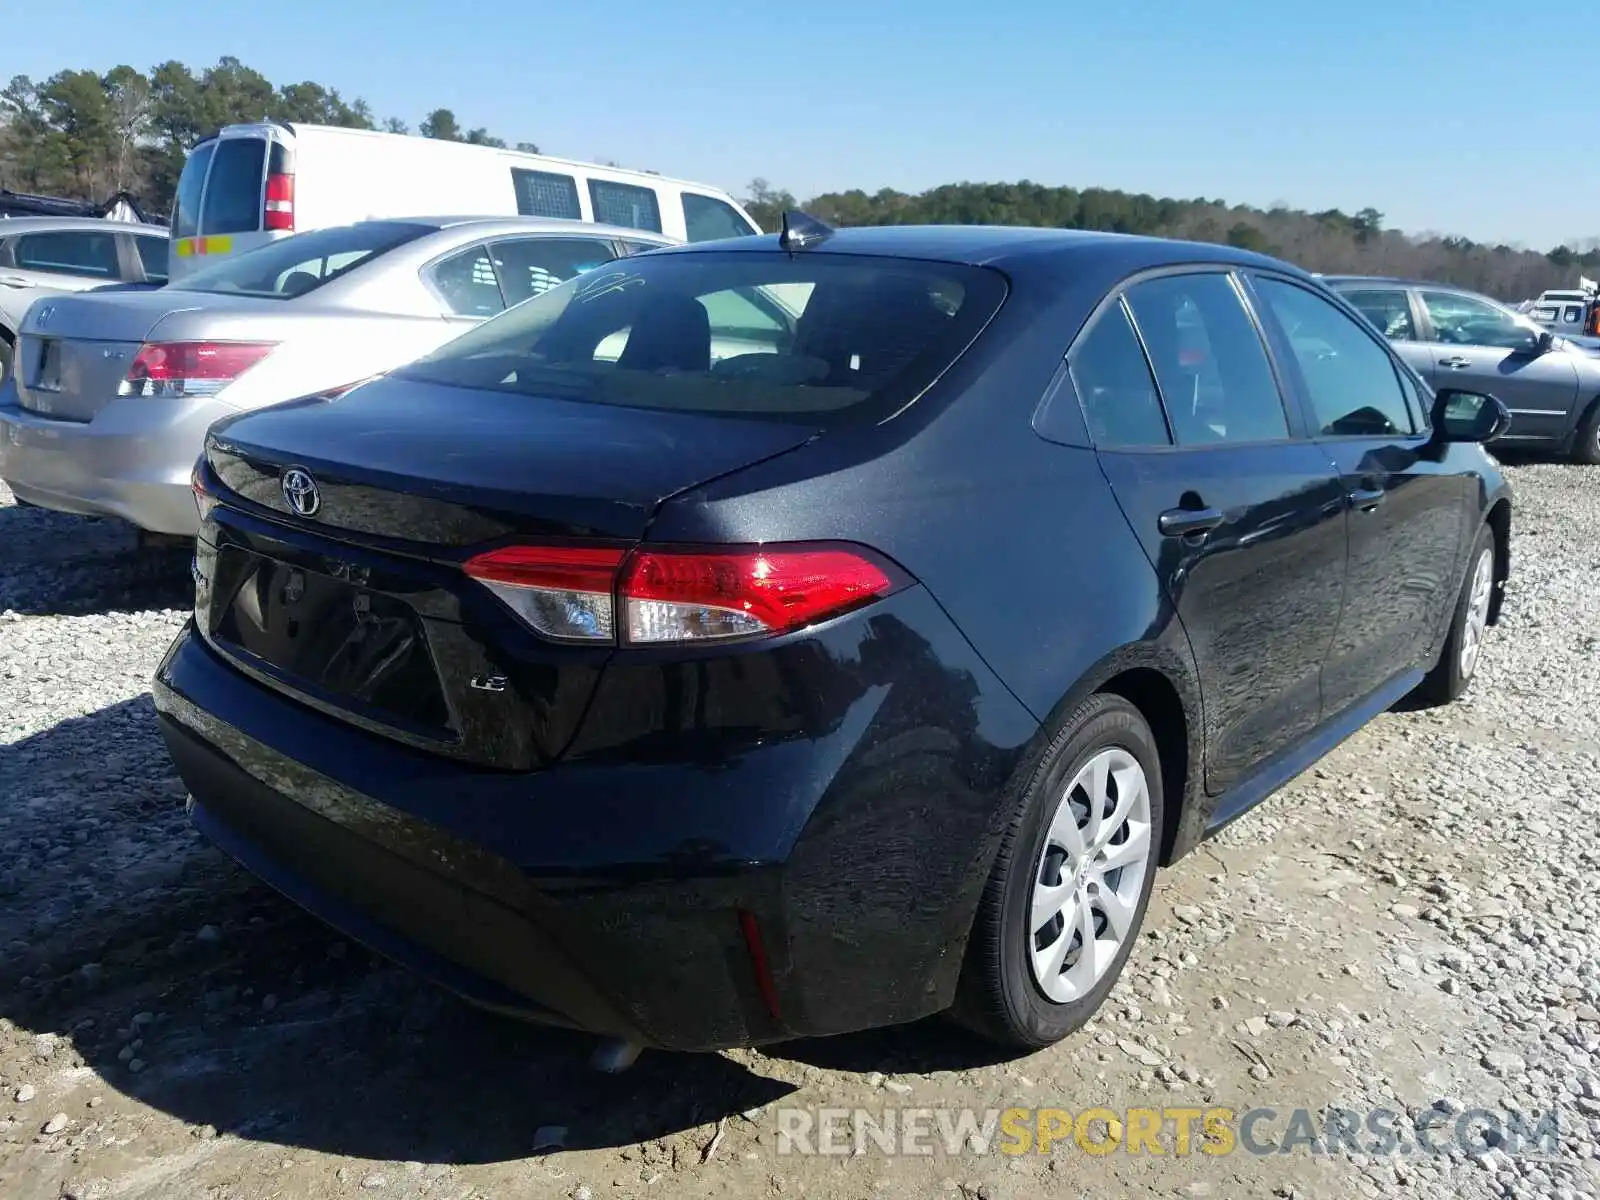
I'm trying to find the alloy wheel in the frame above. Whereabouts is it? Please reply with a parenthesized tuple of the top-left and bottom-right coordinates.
(1027, 747, 1153, 1004)
(1459, 547, 1494, 680)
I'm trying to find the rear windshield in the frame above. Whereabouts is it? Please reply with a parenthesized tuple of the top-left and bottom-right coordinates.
(201, 137, 268, 235)
(169, 221, 436, 299)
(172, 141, 215, 240)
(397, 252, 1007, 422)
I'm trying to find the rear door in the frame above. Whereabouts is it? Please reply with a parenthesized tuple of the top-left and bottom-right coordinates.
(1335, 284, 1436, 377)
(1248, 274, 1475, 714)
(1415, 288, 1579, 442)
(1079, 269, 1348, 795)
(171, 132, 272, 279)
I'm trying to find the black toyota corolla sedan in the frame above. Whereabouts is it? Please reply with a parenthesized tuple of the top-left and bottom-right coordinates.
(154, 218, 1512, 1053)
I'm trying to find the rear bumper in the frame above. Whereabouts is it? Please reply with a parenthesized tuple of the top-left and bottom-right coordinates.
(0, 392, 233, 535)
(153, 596, 1038, 1050)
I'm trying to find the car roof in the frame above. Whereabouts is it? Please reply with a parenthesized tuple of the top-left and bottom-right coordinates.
(356, 215, 678, 243)
(0, 216, 168, 236)
(1319, 274, 1464, 290)
(653, 224, 1304, 276)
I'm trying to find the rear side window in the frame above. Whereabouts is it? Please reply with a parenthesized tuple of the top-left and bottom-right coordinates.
(1340, 288, 1416, 341)
(171, 221, 435, 299)
(14, 231, 120, 279)
(1124, 273, 1288, 445)
(398, 252, 1006, 423)
(172, 141, 215, 240)
(430, 244, 503, 317)
(490, 237, 618, 306)
(1254, 277, 1417, 437)
(511, 169, 582, 220)
(682, 193, 756, 242)
(135, 236, 169, 283)
(1069, 300, 1170, 447)
(200, 137, 268, 235)
(588, 179, 662, 233)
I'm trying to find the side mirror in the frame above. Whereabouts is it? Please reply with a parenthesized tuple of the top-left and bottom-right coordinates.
(1432, 388, 1510, 444)
(1524, 328, 1555, 355)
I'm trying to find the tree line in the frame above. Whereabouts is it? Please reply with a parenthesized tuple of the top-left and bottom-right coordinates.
(0, 57, 534, 218)
(1, 57, 1595, 301)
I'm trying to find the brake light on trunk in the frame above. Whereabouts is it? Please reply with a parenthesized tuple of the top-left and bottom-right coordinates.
(461, 543, 900, 645)
(264, 171, 295, 232)
(118, 342, 277, 398)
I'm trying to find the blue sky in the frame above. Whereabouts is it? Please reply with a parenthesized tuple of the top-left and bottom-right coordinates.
(5, 0, 1594, 250)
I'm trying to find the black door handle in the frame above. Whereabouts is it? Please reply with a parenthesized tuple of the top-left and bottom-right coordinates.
(1158, 506, 1225, 538)
(1348, 487, 1385, 512)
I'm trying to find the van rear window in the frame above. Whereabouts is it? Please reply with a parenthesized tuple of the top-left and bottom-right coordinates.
(172, 141, 215, 240)
(201, 137, 268, 235)
(397, 251, 1007, 423)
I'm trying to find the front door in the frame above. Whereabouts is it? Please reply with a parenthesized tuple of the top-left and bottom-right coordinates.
(1074, 270, 1348, 795)
(1415, 289, 1580, 443)
(1249, 276, 1477, 715)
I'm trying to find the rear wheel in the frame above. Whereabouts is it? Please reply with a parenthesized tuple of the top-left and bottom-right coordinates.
(1571, 399, 1600, 465)
(1416, 524, 1496, 706)
(953, 693, 1163, 1049)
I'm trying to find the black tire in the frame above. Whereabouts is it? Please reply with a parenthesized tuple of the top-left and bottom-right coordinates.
(1416, 524, 1496, 706)
(952, 693, 1164, 1050)
(1571, 400, 1600, 465)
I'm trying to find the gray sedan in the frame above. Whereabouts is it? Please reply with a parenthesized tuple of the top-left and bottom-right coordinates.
(0, 216, 171, 385)
(1325, 275, 1600, 462)
(0, 216, 674, 535)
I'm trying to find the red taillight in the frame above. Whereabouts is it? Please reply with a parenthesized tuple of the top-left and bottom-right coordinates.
(118, 342, 276, 398)
(460, 542, 899, 645)
(264, 172, 295, 232)
(463, 545, 628, 643)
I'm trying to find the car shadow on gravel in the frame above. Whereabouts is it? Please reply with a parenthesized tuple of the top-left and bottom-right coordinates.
(0, 698, 795, 1164)
(0, 504, 192, 617)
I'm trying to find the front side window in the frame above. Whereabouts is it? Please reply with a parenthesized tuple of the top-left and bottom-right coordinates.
(199, 136, 267, 235)
(170, 221, 434, 299)
(429, 244, 503, 317)
(588, 179, 662, 233)
(1069, 299, 1169, 447)
(682, 193, 757, 242)
(490, 237, 618, 306)
(1253, 277, 1416, 437)
(1421, 290, 1540, 351)
(14, 231, 120, 279)
(511, 169, 582, 220)
(135, 236, 169, 283)
(397, 252, 1005, 423)
(1339, 288, 1416, 341)
(1123, 273, 1288, 445)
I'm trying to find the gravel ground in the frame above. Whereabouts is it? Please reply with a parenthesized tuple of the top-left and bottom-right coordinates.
(1, 465, 1598, 1200)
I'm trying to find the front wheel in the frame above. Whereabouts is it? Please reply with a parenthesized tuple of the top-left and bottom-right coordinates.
(952, 693, 1163, 1050)
(1571, 401, 1600, 465)
(1416, 525, 1496, 706)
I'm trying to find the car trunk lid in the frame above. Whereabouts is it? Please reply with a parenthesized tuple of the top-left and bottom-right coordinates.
(14, 289, 208, 421)
(196, 376, 820, 768)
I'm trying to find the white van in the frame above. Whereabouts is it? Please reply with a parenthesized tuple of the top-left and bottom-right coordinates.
(167, 122, 762, 281)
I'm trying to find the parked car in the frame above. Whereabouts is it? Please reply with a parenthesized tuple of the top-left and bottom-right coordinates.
(1325, 275, 1600, 461)
(0, 216, 169, 384)
(0, 216, 675, 536)
(166, 121, 759, 283)
(154, 220, 1511, 1054)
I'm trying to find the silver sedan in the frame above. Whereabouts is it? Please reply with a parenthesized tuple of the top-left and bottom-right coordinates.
(0, 216, 674, 535)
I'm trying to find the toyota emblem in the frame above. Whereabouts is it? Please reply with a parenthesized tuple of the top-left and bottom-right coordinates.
(281, 468, 320, 517)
